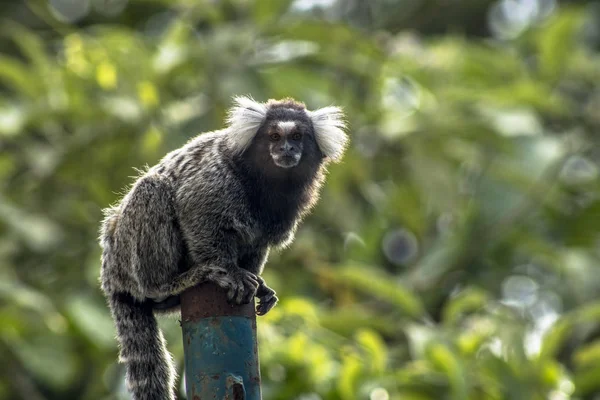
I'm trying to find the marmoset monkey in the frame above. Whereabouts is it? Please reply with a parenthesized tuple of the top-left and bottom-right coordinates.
(99, 96, 348, 400)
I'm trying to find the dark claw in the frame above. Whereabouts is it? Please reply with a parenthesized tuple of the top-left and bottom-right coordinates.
(256, 294, 278, 316)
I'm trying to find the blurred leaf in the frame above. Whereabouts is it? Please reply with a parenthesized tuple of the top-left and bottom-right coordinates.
(137, 80, 160, 108)
(356, 329, 387, 373)
(3, 22, 50, 68)
(0, 55, 38, 96)
(96, 61, 118, 90)
(541, 302, 600, 360)
(443, 288, 490, 326)
(333, 265, 426, 318)
(10, 334, 77, 390)
(64, 294, 116, 348)
(537, 10, 583, 81)
(426, 342, 468, 399)
(573, 340, 600, 369)
(141, 125, 164, 156)
(338, 352, 363, 400)
(573, 365, 600, 396)
(319, 308, 397, 337)
(254, 0, 293, 26)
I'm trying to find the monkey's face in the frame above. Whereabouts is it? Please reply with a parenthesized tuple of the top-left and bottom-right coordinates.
(266, 121, 305, 169)
(240, 103, 324, 178)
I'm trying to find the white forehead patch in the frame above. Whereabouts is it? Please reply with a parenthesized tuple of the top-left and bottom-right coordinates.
(277, 121, 297, 132)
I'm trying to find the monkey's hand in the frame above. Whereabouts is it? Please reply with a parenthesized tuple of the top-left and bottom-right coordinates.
(208, 267, 259, 305)
(255, 276, 278, 316)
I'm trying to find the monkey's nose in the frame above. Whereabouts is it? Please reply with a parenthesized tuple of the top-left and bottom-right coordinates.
(280, 142, 294, 152)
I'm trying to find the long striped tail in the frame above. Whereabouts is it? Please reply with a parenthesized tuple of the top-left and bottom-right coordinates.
(108, 292, 176, 400)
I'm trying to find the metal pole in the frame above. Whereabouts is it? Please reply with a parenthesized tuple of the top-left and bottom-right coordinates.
(180, 283, 261, 400)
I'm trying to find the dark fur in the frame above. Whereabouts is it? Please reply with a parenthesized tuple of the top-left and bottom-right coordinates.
(99, 98, 346, 400)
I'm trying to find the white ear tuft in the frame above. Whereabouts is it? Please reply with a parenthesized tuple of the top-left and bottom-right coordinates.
(308, 106, 348, 162)
(226, 96, 268, 154)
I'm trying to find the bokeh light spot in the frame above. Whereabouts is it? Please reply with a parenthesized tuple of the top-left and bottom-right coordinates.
(382, 228, 418, 265)
(49, 0, 91, 23)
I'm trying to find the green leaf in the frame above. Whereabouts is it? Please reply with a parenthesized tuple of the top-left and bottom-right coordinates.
(253, 0, 293, 26)
(426, 342, 468, 400)
(443, 287, 490, 326)
(573, 340, 600, 369)
(64, 294, 116, 349)
(356, 329, 387, 373)
(338, 352, 363, 400)
(541, 302, 600, 360)
(537, 10, 583, 81)
(0, 55, 38, 96)
(335, 265, 426, 318)
(3, 22, 50, 68)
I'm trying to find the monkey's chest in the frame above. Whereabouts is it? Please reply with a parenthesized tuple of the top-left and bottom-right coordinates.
(243, 185, 305, 246)
(253, 208, 298, 246)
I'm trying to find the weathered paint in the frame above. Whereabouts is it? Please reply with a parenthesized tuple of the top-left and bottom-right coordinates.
(181, 283, 261, 399)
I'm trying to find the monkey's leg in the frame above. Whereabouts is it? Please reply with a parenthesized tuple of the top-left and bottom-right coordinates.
(119, 175, 184, 298)
(238, 247, 278, 315)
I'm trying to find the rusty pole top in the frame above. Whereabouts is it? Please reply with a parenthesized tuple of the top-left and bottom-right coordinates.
(181, 283, 256, 321)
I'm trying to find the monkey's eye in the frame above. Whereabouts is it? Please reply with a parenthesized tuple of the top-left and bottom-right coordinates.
(270, 133, 281, 141)
(291, 132, 302, 141)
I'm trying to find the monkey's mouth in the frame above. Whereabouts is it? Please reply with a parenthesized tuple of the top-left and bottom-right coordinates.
(273, 153, 300, 168)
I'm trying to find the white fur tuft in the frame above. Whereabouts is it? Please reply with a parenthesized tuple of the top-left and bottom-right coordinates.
(226, 96, 268, 154)
(308, 106, 348, 162)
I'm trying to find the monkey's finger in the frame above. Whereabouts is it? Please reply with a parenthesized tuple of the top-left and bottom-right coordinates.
(227, 283, 238, 303)
(243, 276, 260, 290)
(243, 273, 260, 286)
(242, 286, 257, 305)
(234, 278, 256, 304)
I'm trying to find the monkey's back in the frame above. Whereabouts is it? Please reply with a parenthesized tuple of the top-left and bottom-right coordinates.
(99, 131, 232, 297)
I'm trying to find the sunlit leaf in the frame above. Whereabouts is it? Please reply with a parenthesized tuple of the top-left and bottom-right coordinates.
(426, 342, 468, 399)
(537, 10, 583, 81)
(254, 0, 293, 25)
(338, 351, 363, 400)
(0, 56, 38, 96)
(356, 329, 387, 373)
(443, 287, 489, 326)
(96, 61, 118, 90)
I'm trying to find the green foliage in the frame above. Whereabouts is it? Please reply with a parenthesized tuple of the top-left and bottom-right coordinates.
(1, 0, 600, 399)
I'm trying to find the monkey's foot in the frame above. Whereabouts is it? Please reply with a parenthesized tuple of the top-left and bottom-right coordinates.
(210, 268, 259, 305)
(256, 277, 278, 316)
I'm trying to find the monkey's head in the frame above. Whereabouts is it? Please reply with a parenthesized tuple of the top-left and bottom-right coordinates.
(225, 96, 348, 175)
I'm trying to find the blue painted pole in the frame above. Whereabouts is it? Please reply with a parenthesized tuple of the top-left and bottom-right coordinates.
(180, 283, 261, 400)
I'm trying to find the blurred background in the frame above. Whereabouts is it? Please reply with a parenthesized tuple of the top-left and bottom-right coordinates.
(1, 0, 600, 399)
